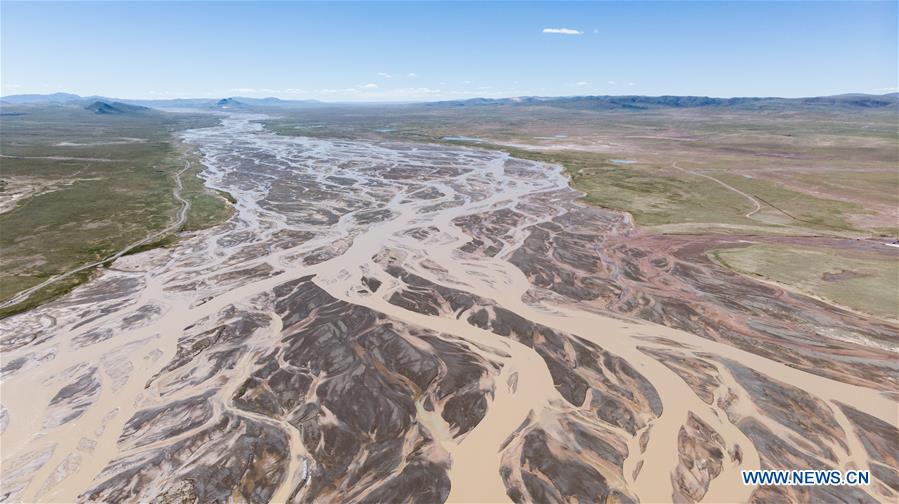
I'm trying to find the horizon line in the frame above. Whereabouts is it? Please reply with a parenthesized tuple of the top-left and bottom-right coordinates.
(2, 90, 898, 105)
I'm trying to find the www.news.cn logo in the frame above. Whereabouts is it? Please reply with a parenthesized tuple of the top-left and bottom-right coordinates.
(742, 470, 870, 486)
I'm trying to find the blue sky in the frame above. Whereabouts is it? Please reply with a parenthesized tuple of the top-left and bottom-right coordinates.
(2, 1, 896, 101)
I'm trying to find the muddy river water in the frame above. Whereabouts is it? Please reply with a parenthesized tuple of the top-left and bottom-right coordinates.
(1, 116, 896, 503)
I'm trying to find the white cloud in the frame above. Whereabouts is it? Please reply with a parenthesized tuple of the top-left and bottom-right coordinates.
(874, 86, 898, 93)
(627, 82, 635, 87)
(542, 28, 583, 35)
(407, 72, 418, 78)
(607, 80, 617, 85)
(462, 80, 472, 84)
(572, 81, 589, 87)
(376, 72, 392, 78)
(285, 88, 307, 94)
(362, 83, 378, 89)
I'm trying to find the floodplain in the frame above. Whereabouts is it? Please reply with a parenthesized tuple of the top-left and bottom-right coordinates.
(0, 97, 896, 503)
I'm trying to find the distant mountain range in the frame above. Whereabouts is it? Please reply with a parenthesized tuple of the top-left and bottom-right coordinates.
(0, 93, 324, 110)
(425, 93, 899, 111)
(2, 92, 896, 112)
(2, 92, 86, 104)
(84, 100, 151, 115)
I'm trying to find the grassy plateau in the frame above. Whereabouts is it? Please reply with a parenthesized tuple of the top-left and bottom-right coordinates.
(0, 105, 229, 317)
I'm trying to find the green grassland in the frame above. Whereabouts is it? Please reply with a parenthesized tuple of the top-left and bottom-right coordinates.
(264, 105, 897, 237)
(711, 244, 898, 321)
(178, 146, 236, 231)
(479, 146, 760, 227)
(0, 105, 229, 316)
